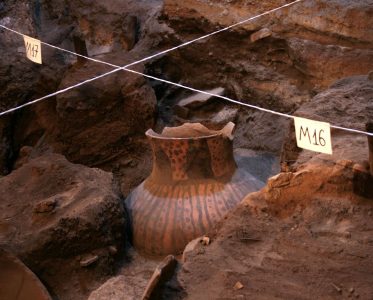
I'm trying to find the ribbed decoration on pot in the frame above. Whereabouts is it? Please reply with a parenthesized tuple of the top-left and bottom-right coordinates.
(126, 122, 263, 256)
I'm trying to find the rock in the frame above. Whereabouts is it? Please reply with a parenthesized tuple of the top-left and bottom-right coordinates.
(250, 28, 272, 43)
(287, 38, 373, 88)
(86, 42, 113, 57)
(331, 283, 342, 294)
(159, 0, 373, 155)
(88, 276, 127, 300)
(142, 255, 178, 300)
(182, 237, 204, 262)
(233, 281, 244, 290)
(174, 104, 189, 119)
(0, 1, 75, 175)
(353, 164, 368, 174)
(0, 152, 126, 287)
(163, 0, 373, 88)
(281, 75, 373, 167)
(121, 15, 139, 51)
(165, 1, 373, 43)
(72, 33, 89, 64)
(80, 254, 99, 267)
(0, 0, 162, 187)
(267, 172, 293, 189)
(243, 191, 268, 212)
(369, 71, 373, 81)
(353, 163, 373, 198)
(108, 246, 118, 255)
(210, 107, 238, 126)
(178, 87, 225, 108)
(54, 55, 157, 166)
(14, 146, 33, 169)
(201, 236, 210, 246)
(0, 117, 14, 176)
(88, 275, 149, 300)
(33, 199, 58, 214)
(177, 106, 238, 130)
(337, 159, 354, 169)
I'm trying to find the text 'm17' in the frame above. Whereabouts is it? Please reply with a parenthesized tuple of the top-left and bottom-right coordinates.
(23, 35, 42, 64)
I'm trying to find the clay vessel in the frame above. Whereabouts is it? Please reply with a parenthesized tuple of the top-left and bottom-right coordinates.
(126, 122, 263, 256)
(0, 249, 52, 300)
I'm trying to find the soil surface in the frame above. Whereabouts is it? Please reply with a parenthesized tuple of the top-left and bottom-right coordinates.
(175, 75, 373, 300)
(1, 0, 373, 299)
(178, 157, 373, 300)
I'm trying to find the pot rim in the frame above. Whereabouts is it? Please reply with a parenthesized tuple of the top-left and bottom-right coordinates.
(145, 129, 221, 140)
(145, 122, 235, 141)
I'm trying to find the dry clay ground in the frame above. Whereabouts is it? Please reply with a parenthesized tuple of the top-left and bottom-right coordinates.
(177, 134, 373, 300)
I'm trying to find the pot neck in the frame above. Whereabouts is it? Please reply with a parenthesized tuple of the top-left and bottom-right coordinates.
(147, 133, 237, 184)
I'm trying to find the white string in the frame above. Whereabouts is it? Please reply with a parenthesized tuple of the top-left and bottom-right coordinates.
(0, 25, 119, 68)
(0, 20, 295, 120)
(126, 68, 294, 119)
(0, 1, 305, 80)
(115, 69, 373, 137)
(0, 0, 304, 115)
(2, 44, 372, 138)
(330, 125, 373, 136)
(1, 2, 373, 137)
(119, 0, 305, 69)
(1, 0, 304, 71)
(0, 68, 121, 116)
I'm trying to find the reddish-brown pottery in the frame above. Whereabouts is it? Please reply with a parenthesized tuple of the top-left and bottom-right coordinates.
(0, 249, 52, 300)
(126, 122, 263, 256)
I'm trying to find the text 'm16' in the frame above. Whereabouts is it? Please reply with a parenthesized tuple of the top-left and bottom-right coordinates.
(294, 117, 333, 155)
(23, 35, 42, 64)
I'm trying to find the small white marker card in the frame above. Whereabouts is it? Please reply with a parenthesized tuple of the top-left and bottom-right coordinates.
(23, 35, 42, 64)
(294, 117, 333, 155)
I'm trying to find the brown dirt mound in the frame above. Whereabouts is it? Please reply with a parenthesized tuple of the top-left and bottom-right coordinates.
(177, 160, 373, 299)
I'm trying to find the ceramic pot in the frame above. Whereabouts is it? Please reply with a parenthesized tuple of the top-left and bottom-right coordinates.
(0, 249, 52, 300)
(126, 122, 263, 256)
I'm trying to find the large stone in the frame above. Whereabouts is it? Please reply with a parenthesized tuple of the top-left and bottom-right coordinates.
(54, 55, 157, 166)
(0, 152, 126, 296)
(88, 275, 149, 300)
(0, 0, 164, 184)
(88, 276, 128, 300)
(163, 0, 373, 43)
(368, 71, 373, 81)
(0, 2, 70, 176)
(178, 87, 225, 109)
(0, 117, 14, 175)
(267, 172, 293, 189)
(287, 38, 373, 88)
(209, 107, 238, 126)
(142, 255, 178, 300)
(250, 28, 272, 43)
(182, 237, 204, 263)
(281, 75, 373, 168)
(158, 0, 373, 154)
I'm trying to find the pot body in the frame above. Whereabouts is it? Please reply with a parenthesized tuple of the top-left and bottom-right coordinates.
(0, 249, 52, 300)
(126, 123, 263, 255)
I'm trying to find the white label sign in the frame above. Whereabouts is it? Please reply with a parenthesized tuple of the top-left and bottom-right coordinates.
(294, 117, 333, 154)
(23, 35, 42, 64)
